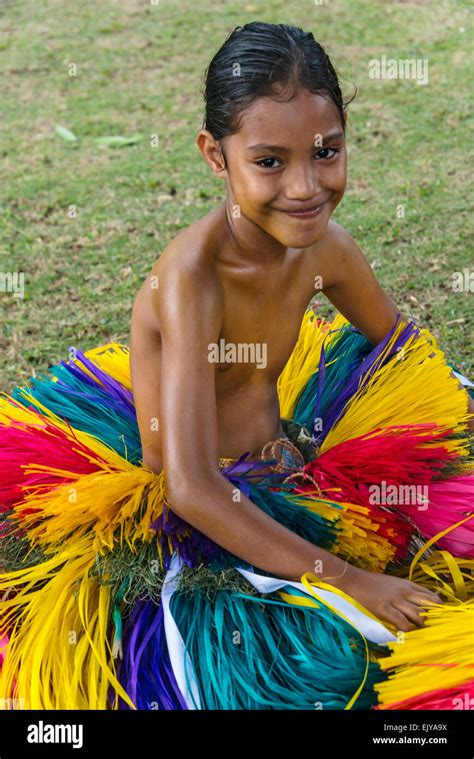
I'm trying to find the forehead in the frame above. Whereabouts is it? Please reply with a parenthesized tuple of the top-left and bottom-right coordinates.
(234, 90, 342, 142)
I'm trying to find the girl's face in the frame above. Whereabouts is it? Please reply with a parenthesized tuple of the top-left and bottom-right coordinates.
(216, 89, 347, 249)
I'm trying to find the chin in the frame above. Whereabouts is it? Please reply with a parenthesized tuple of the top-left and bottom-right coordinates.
(283, 224, 330, 249)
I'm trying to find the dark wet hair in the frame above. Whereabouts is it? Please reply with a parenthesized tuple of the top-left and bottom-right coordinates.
(201, 21, 356, 165)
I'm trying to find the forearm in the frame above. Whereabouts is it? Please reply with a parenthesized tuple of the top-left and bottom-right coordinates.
(166, 472, 353, 585)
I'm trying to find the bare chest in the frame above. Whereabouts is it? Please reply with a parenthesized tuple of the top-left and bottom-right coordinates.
(212, 261, 317, 386)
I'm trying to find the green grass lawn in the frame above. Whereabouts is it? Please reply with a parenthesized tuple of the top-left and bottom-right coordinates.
(0, 0, 472, 392)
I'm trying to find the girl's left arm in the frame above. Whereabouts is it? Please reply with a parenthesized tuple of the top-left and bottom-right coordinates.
(320, 222, 474, 431)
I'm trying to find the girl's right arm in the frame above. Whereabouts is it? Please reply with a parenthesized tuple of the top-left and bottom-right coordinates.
(149, 259, 341, 582)
(135, 258, 441, 632)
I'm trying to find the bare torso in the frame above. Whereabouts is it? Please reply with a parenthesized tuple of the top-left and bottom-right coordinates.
(130, 202, 335, 471)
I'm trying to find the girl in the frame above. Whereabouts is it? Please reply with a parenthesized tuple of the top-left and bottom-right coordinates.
(130, 21, 472, 628)
(0, 22, 472, 711)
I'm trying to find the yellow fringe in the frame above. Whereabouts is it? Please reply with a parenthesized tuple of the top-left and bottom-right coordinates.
(277, 311, 349, 419)
(0, 389, 167, 708)
(0, 540, 135, 709)
(12, 466, 166, 556)
(320, 320, 471, 454)
(282, 490, 397, 572)
(374, 543, 474, 707)
(374, 600, 474, 705)
(0, 395, 166, 558)
(78, 342, 133, 391)
(408, 554, 474, 602)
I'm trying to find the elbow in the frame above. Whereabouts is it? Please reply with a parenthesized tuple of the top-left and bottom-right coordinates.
(163, 478, 190, 517)
(163, 468, 221, 518)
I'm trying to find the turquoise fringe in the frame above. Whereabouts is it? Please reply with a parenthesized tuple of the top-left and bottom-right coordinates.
(169, 583, 388, 709)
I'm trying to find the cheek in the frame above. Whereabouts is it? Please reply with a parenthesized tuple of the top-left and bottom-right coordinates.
(329, 159, 347, 191)
(235, 170, 279, 206)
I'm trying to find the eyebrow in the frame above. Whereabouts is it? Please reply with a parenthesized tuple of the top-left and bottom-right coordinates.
(246, 131, 345, 153)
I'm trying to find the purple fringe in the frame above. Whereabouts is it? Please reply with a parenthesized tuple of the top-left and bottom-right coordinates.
(64, 348, 136, 416)
(113, 599, 188, 710)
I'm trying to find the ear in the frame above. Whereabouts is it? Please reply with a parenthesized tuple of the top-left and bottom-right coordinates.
(342, 109, 348, 125)
(195, 130, 227, 177)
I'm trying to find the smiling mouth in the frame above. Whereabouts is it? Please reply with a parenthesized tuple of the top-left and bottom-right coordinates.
(280, 202, 328, 219)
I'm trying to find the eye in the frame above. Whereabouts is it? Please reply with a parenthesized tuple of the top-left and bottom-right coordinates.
(255, 157, 282, 169)
(315, 147, 340, 160)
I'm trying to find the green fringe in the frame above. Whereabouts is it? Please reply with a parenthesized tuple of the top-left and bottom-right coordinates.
(0, 513, 47, 571)
(176, 563, 263, 601)
(88, 539, 166, 610)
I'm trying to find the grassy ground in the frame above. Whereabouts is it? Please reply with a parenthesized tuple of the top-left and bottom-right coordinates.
(0, 0, 472, 392)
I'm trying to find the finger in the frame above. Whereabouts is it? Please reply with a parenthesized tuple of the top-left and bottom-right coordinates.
(409, 584, 442, 604)
(408, 594, 442, 609)
(385, 607, 417, 633)
(408, 591, 442, 607)
(396, 600, 427, 629)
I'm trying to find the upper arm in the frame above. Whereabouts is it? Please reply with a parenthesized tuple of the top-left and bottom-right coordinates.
(130, 285, 164, 474)
(154, 260, 224, 498)
(321, 223, 407, 345)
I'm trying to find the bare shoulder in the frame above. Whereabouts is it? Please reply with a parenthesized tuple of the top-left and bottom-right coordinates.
(312, 219, 358, 259)
(310, 219, 363, 290)
(132, 207, 225, 334)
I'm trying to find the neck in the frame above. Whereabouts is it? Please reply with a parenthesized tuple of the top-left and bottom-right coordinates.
(223, 198, 289, 266)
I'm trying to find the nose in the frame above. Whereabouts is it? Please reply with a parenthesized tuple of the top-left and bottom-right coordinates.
(285, 161, 322, 200)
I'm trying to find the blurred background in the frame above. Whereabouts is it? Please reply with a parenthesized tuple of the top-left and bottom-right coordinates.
(0, 0, 472, 390)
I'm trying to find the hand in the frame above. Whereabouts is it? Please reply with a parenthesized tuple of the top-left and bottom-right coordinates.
(339, 566, 442, 632)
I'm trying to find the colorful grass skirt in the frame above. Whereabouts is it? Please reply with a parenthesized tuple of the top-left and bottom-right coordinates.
(0, 308, 473, 710)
